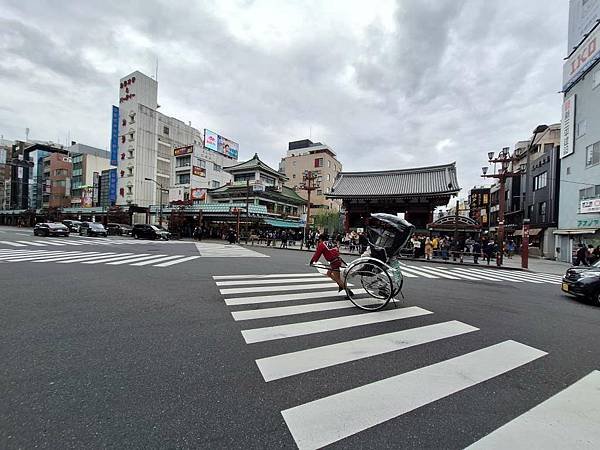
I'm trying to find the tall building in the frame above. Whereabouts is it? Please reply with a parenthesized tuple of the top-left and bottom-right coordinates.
(279, 139, 342, 211)
(556, 0, 600, 262)
(115, 71, 236, 212)
(41, 153, 72, 209)
(67, 144, 111, 208)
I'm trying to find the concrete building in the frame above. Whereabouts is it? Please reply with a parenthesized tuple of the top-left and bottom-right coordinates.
(556, 2, 600, 262)
(41, 153, 72, 209)
(67, 144, 111, 208)
(115, 71, 236, 214)
(279, 139, 342, 211)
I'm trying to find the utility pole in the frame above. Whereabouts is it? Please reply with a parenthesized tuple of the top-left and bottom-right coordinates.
(300, 170, 319, 248)
(144, 177, 166, 227)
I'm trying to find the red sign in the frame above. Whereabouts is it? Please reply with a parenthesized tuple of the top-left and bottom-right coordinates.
(191, 188, 206, 201)
(174, 145, 194, 156)
(192, 166, 206, 177)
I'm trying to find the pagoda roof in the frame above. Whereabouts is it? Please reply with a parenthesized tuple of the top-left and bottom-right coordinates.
(224, 153, 287, 180)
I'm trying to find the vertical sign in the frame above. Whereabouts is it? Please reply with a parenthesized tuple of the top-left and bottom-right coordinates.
(108, 168, 117, 205)
(110, 105, 119, 166)
(560, 94, 576, 159)
(92, 172, 99, 206)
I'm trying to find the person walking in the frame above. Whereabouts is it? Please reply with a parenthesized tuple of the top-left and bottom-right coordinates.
(280, 230, 288, 248)
(432, 236, 439, 258)
(574, 243, 589, 266)
(424, 237, 433, 260)
(412, 236, 421, 258)
(309, 233, 352, 297)
(473, 240, 481, 264)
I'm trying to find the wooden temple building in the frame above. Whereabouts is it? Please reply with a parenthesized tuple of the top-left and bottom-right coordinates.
(327, 162, 460, 232)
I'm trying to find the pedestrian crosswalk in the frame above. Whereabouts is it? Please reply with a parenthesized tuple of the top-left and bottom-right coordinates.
(213, 272, 596, 448)
(0, 237, 184, 248)
(194, 242, 269, 258)
(0, 249, 199, 268)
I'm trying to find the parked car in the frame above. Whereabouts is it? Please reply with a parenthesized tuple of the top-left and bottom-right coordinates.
(62, 220, 82, 232)
(106, 223, 132, 236)
(33, 222, 70, 237)
(561, 259, 600, 306)
(131, 224, 171, 240)
(79, 222, 108, 237)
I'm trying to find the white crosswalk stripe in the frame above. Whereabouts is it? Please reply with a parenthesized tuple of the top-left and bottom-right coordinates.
(195, 242, 268, 258)
(0, 241, 26, 247)
(211, 272, 563, 447)
(0, 249, 201, 268)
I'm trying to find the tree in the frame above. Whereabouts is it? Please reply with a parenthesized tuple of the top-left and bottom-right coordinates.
(312, 210, 342, 234)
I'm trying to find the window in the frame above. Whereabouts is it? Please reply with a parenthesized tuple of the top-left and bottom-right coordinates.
(566, 167, 571, 175)
(233, 173, 254, 182)
(314, 158, 323, 167)
(55, 169, 68, 176)
(176, 155, 191, 168)
(533, 172, 547, 190)
(163, 126, 169, 136)
(317, 189, 323, 196)
(292, 161, 297, 167)
(579, 185, 600, 200)
(292, 174, 296, 179)
(327, 160, 331, 168)
(576, 120, 586, 138)
(528, 204, 534, 219)
(594, 68, 600, 89)
(260, 174, 275, 186)
(539, 201, 547, 223)
(211, 180, 220, 188)
(586, 141, 600, 167)
(177, 173, 190, 185)
(327, 173, 331, 181)
(483, 193, 489, 204)
(213, 163, 222, 172)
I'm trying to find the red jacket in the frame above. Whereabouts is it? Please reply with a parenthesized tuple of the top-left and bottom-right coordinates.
(310, 241, 340, 264)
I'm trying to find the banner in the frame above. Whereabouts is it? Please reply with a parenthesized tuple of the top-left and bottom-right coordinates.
(581, 198, 600, 214)
(563, 23, 600, 91)
(217, 135, 239, 159)
(108, 168, 117, 205)
(174, 145, 194, 156)
(191, 188, 207, 201)
(204, 129, 218, 152)
(561, 94, 576, 159)
(110, 105, 119, 166)
(192, 166, 206, 177)
(92, 172, 99, 206)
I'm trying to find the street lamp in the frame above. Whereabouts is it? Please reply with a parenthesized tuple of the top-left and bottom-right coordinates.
(144, 177, 166, 227)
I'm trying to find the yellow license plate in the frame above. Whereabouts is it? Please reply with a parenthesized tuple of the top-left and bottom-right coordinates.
(561, 282, 569, 292)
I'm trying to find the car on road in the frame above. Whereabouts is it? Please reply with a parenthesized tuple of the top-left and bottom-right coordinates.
(79, 222, 108, 237)
(62, 220, 82, 233)
(131, 224, 171, 240)
(33, 222, 70, 237)
(106, 223, 132, 236)
(561, 259, 600, 305)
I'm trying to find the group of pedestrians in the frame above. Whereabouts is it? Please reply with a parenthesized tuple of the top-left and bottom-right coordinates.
(409, 235, 509, 265)
(574, 243, 600, 266)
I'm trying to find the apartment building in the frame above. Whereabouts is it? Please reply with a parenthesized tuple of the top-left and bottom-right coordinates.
(68, 144, 111, 208)
(41, 153, 72, 208)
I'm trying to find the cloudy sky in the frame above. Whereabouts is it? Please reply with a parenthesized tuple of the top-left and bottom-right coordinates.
(0, 0, 568, 200)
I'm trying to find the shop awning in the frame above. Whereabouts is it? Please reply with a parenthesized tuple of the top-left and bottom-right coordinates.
(553, 228, 599, 235)
(514, 230, 522, 236)
(263, 218, 304, 228)
(529, 228, 542, 236)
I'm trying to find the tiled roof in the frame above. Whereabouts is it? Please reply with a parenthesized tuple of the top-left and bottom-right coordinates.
(224, 153, 287, 180)
(328, 162, 460, 198)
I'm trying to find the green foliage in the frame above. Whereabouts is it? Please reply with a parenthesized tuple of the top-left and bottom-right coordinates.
(312, 210, 342, 233)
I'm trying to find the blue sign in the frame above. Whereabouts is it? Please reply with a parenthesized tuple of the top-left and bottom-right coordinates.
(110, 105, 119, 166)
(108, 168, 117, 205)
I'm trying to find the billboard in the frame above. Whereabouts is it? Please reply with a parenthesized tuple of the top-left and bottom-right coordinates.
(563, 23, 600, 91)
(108, 168, 117, 205)
(581, 197, 600, 213)
(192, 166, 206, 177)
(191, 188, 207, 201)
(204, 129, 218, 152)
(110, 105, 119, 166)
(568, 0, 600, 51)
(561, 94, 576, 159)
(174, 145, 194, 156)
(92, 172, 99, 206)
(217, 135, 239, 159)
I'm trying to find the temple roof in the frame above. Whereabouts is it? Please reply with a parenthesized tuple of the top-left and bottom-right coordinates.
(224, 153, 288, 180)
(328, 162, 460, 198)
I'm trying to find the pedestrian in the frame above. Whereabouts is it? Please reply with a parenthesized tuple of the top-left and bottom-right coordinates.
(507, 240, 515, 259)
(431, 236, 439, 258)
(592, 245, 600, 264)
(575, 243, 589, 266)
(424, 237, 433, 260)
(484, 240, 495, 265)
(227, 228, 237, 244)
(280, 230, 288, 248)
(412, 236, 421, 258)
(473, 240, 481, 264)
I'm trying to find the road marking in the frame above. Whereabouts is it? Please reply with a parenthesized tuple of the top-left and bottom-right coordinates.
(48, 239, 84, 246)
(80, 253, 140, 264)
(34, 252, 110, 263)
(34, 240, 66, 246)
(445, 268, 488, 281)
(241, 306, 432, 344)
(4, 251, 84, 262)
(281, 340, 547, 450)
(216, 276, 327, 286)
(220, 281, 342, 296)
(232, 300, 360, 321)
(490, 271, 544, 284)
(214, 273, 325, 280)
(54, 253, 121, 263)
(129, 255, 185, 266)
(527, 273, 563, 282)
(257, 321, 479, 382)
(466, 370, 600, 449)
(0, 250, 65, 259)
(396, 265, 439, 279)
(16, 241, 46, 246)
(224, 289, 368, 306)
(0, 241, 27, 247)
(106, 254, 168, 265)
(466, 268, 524, 282)
(153, 255, 200, 267)
(404, 264, 461, 279)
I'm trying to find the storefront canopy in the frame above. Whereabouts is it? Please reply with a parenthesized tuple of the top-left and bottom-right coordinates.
(263, 218, 305, 228)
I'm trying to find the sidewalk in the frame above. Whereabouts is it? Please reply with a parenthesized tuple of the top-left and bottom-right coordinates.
(236, 240, 571, 275)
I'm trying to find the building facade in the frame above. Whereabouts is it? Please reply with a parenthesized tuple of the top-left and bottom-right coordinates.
(279, 139, 342, 211)
(556, 2, 600, 262)
(68, 144, 111, 208)
(41, 153, 72, 209)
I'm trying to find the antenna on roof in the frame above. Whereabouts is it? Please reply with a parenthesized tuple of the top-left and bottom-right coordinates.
(155, 57, 159, 82)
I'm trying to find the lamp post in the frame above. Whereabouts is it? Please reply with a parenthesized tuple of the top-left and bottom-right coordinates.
(300, 170, 319, 248)
(482, 147, 520, 267)
(521, 124, 549, 269)
(144, 177, 166, 227)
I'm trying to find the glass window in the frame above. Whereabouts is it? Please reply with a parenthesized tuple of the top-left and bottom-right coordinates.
(260, 174, 275, 185)
(327, 160, 331, 168)
(314, 158, 323, 167)
(176, 155, 191, 167)
(533, 172, 547, 190)
(233, 173, 254, 182)
(585, 141, 600, 167)
(177, 173, 190, 185)
(327, 173, 331, 181)
(539, 201, 547, 222)
(213, 163, 222, 172)
(576, 120, 586, 138)
(163, 126, 169, 136)
(211, 180, 220, 188)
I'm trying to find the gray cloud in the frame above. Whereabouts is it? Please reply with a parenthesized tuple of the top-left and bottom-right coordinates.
(0, 0, 568, 199)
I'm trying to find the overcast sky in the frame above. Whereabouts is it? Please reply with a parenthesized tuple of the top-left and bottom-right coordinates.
(0, 0, 568, 201)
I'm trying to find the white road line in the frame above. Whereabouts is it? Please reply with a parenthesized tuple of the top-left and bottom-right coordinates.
(404, 265, 461, 279)
(241, 306, 433, 344)
(396, 269, 418, 278)
(0, 241, 27, 247)
(224, 289, 368, 306)
(48, 239, 83, 246)
(445, 268, 489, 281)
(34, 240, 65, 246)
(129, 255, 184, 266)
(258, 321, 479, 382)
(220, 281, 342, 296)
(396, 265, 439, 279)
(216, 276, 326, 286)
(527, 273, 563, 281)
(34, 252, 110, 263)
(214, 273, 323, 280)
(153, 255, 200, 267)
(106, 254, 168, 265)
(16, 241, 46, 246)
(466, 268, 524, 282)
(54, 253, 122, 263)
(4, 251, 83, 262)
(0, 250, 65, 259)
(81, 253, 140, 264)
(281, 340, 547, 450)
(466, 370, 600, 449)
(232, 300, 361, 321)
(485, 270, 544, 284)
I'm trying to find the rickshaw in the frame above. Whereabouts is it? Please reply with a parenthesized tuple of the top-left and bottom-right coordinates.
(313, 213, 415, 311)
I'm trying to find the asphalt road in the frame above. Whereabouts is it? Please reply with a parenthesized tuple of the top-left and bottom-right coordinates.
(1, 226, 598, 449)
